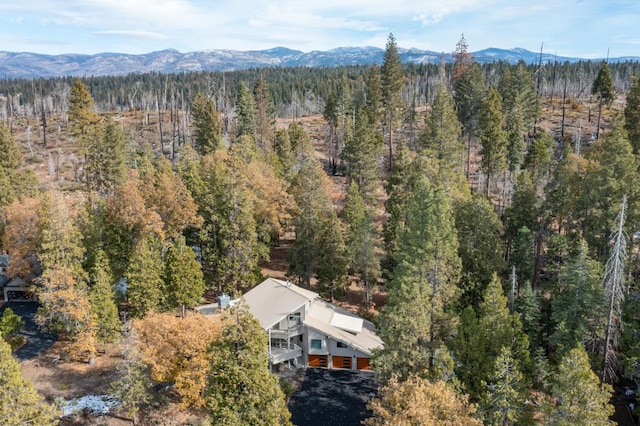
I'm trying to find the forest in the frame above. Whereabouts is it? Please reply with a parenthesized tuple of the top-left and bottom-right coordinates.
(2, 33, 640, 424)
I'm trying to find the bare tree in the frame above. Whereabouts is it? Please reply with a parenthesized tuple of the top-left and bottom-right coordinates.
(601, 195, 627, 383)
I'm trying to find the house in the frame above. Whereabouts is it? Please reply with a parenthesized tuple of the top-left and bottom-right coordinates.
(0, 255, 35, 302)
(242, 278, 383, 371)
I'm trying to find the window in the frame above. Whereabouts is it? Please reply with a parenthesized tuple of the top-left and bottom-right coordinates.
(288, 312, 301, 325)
(311, 339, 322, 350)
(337, 342, 348, 349)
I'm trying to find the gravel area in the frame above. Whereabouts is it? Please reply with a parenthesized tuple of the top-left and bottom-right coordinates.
(288, 368, 378, 426)
(0, 301, 57, 361)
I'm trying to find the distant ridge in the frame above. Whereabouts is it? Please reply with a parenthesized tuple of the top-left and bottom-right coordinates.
(0, 46, 637, 79)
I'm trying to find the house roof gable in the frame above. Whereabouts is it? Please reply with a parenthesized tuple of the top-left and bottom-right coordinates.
(243, 278, 316, 330)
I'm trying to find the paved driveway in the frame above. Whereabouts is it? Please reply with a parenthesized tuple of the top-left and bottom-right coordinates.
(288, 368, 378, 426)
(0, 301, 56, 361)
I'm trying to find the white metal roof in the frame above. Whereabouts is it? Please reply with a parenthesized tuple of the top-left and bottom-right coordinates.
(305, 299, 383, 356)
(242, 278, 316, 330)
(242, 278, 383, 355)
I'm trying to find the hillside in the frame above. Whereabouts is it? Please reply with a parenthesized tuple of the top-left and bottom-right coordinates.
(1, 46, 637, 79)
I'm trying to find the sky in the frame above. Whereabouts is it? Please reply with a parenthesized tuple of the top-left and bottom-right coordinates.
(0, 0, 639, 59)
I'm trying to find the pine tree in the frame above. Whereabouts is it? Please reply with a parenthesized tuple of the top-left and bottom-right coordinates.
(547, 346, 613, 425)
(382, 144, 414, 258)
(206, 304, 292, 426)
(524, 128, 553, 183)
(374, 178, 460, 384)
(164, 235, 205, 316)
(479, 87, 508, 195)
(592, 61, 614, 140)
(381, 33, 404, 169)
(549, 242, 605, 359)
(85, 116, 128, 194)
(111, 320, 151, 425)
(624, 76, 640, 154)
(454, 194, 506, 308)
(0, 123, 22, 170)
(68, 79, 101, 152)
(0, 339, 59, 425)
(452, 274, 530, 401)
(481, 346, 526, 426)
(125, 235, 164, 318)
(341, 108, 383, 206)
(253, 74, 276, 151)
(315, 210, 349, 301)
(288, 155, 333, 287)
(89, 249, 121, 345)
(235, 82, 255, 140)
(421, 83, 464, 176)
(191, 92, 222, 155)
(343, 181, 381, 308)
(453, 54, 485, 178)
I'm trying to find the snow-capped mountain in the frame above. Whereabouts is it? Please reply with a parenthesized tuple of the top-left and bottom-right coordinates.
(0, 46, 634, 79)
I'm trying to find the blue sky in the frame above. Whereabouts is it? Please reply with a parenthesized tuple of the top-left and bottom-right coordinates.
(0, 0, 638, 58)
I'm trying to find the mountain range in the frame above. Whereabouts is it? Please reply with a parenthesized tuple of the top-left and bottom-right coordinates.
(1, 46, 637, 79)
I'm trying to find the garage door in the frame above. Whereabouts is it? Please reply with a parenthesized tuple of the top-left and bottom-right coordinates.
(357, 357, 371, 370)
(308, 355, 328, 368)
(332, 356, 352, 370)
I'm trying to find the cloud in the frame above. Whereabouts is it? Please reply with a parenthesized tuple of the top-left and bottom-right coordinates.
(93, 30, 170, 40)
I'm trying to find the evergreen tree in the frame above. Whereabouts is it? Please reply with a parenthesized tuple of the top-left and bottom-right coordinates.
(453, 59, 485, 178)
(343, 181, 381, 308)
(315, 210, 349, 301)
(547, 346, 613, 425)
(0, 339, 59, 425)
(479, 87, 508, 195)
(125, 235, 164, 318)
(253, 74, 276, 151)
(191, 91, 222, 155)
(206, 304, 292, 426)
(624, 76, 640, 154)
(514, 280, 542, 351)
(452, 274, 530, 401)
(273, 128, 295, 181)
(549, 242, 605, 360)
(382, 144, 414, 258)
(421, 83, 464, 176)
(89, 249, 121, 345)
(0, 123, 22, 170)
(164, 235, 206, 316)
(454, 194, 505, 308)
(592, 61, 614, 140)
(381, 33, 404, 169)
(503, 170, 540, 260)
(524, 128, 553, 183)
(111, 320, 151, 425)
(85, 116, 128, 194)
(374, 178, 460, 384)
(67, 79, 101, 152)
(288, 155, 333, 287)
(481, 346, 526, 426)
(235, 82, 255, 140)
(341, 108, 383, 206)
(364, 64, 383, 128)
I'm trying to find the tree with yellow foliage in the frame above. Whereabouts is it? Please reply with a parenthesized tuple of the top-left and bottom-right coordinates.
(135, 312, 227, 408)
(365, 375, 481, 426)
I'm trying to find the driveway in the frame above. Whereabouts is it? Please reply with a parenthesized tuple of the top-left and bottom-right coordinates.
(0, 301, 57, 361)
(288, 368, 378, 426)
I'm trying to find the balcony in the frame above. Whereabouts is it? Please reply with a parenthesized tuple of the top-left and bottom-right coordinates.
(268, 343, 302, 364)
(270, 324, 304, 339)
